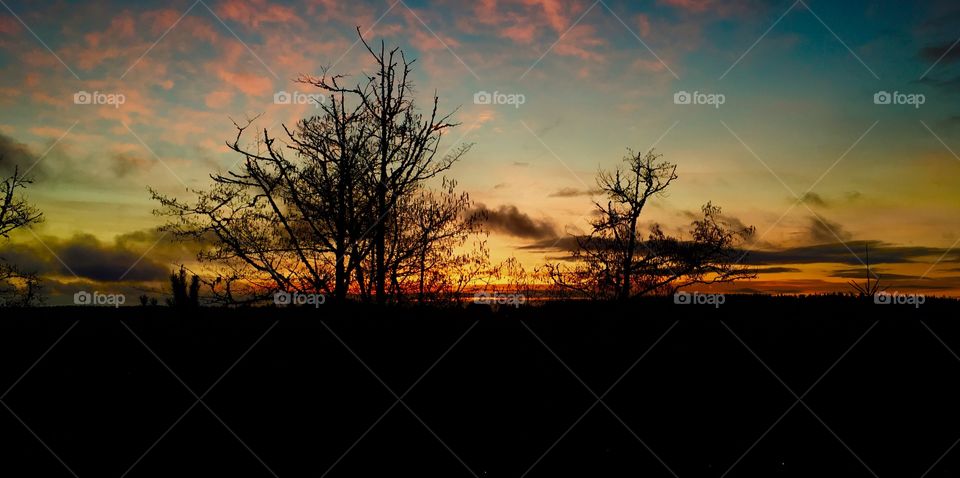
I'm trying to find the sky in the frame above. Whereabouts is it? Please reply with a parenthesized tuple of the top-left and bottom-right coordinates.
(1, 0, 960, 302)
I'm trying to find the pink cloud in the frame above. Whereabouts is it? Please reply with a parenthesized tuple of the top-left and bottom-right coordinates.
(553, 24, 605, 61)
(205, 90, 234, 108)
(0, 15, 19, 34)
(463, 0, 606, 58)
(465, 109, 497, 131)
(631, 58, 667, 73)
(500, 23, 537, 44)
(521, 0, 571, 33)
(141, 9, 219, 43)
(84, 12, 135, 48)
(143, 9, 181, 35)
(399, 7, 462, 53)
(215, 0, 302, 28)
(61, 10, 211, 73)
(658, 0, 761, 17)
(218, 70, 274, 96)
(474, 0, 499, 23)
(410, 27, 461, 52)
(635, 14, 651, 37)
(30, 91, 61, 107)
(22, 49, 60, 69)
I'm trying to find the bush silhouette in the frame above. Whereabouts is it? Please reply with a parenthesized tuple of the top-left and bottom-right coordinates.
(168, 266, 200, 308)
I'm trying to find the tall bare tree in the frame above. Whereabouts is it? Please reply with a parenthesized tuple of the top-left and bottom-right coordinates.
(598, 149, 676, 298)
(0, 161, 43, 305)
(297, 27, 467, 304)
(152, 30, 478, 305)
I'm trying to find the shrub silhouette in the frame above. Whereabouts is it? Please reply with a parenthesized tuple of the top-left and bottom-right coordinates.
(168, 266, 200, 308)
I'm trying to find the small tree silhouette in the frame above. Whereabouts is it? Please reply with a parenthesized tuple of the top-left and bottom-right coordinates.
(544, 149, 755, 300)
(848, 243, 886, 297)
(168, 266, 200, 308)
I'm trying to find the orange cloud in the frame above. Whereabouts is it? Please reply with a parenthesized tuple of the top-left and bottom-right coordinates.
(30, 126, 68, 137)
(24, 72, 40, 88)
(31, 91, 61, 107)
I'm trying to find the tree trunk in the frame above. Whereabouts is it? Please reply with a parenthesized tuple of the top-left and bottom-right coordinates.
(621, 214, 638, 300)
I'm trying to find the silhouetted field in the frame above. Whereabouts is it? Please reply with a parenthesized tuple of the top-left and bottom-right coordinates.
(3, 296, 960, 477)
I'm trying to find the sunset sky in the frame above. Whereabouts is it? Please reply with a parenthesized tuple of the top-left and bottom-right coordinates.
(1, 0, 960, 302)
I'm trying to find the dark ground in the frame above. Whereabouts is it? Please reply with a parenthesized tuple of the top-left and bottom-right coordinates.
(2, 296, 960, 477)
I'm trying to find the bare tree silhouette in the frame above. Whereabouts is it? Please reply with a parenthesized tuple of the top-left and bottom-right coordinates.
(152, 30, 480, 305)
(0, 161, 43, 306)
(380, 178, 486, 303)
(296, 27, 470, 304)
(848, 243, 886, 297)
(545, 149, 755, 300)
(1, 163, 41, 239)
